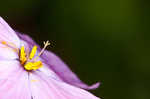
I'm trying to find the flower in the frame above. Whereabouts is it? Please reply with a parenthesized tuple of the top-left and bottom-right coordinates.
(0, 17, 100, 99)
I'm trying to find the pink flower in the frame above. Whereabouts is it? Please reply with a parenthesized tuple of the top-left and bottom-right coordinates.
(0, 17, 100, 99)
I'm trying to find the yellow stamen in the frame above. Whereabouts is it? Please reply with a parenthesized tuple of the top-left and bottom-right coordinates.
(18, 41, 50, 71)
(29, 45, 37, 60)
(20, 46, 27, 65)
(24, 61, 43, 71)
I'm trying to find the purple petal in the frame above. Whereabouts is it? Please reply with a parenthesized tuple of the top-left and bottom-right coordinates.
(38, 62, 63, 81)
(16, 32, 40, 49)
(41, 50, 100, 90)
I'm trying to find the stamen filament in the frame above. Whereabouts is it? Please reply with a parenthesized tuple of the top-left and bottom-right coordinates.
(38, 41, 50, 56)
(1, 41, 19, 53)
(33, 41, 50, 61)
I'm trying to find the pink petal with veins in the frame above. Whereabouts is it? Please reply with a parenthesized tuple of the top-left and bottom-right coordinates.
(0, 60, 31, 99)
(0, 60, 21, 79)
(0, 17, 20, 48)
(0, 43, 18, 60)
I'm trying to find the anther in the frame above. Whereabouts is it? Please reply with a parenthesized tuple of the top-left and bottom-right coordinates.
(20, 46, 27, 64)
(29, 45, 37, 60)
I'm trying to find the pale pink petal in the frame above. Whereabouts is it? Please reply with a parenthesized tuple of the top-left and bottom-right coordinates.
(29, 71, 100, 99)
(0, 17, 20, 48)
(0, 43, 18, 59)
(0, 60, 21, 79)
(0, 60, 31, 99)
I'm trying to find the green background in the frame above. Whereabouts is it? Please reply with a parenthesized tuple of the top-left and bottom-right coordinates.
(1, 0, 150, 99)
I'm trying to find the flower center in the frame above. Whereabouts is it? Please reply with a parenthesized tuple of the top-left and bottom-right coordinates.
(0, 40, 50, 71)
(20, 41, 50, 71)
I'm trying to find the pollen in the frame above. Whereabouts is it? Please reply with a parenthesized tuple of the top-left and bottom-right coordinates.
(24, 61, 43, 71)
(31, 79, 38, 82)
(29, 45, 37, 60)
(20, 46, 27, 65)
(1, 41, 7, 45)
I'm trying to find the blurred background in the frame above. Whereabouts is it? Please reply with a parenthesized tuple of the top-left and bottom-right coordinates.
(1, 0, 150, 99)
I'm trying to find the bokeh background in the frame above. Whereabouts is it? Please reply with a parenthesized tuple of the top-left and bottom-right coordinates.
(1, 0, 150, 99)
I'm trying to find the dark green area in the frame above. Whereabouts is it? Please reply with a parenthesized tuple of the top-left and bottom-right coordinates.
(1, 0, 150, 98)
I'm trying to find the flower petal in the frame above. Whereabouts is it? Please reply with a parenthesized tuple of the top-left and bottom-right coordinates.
(0, 17, 20, 48)
(38, 63, 63, 81)
(0, 60, 31, 99)
(41, 50, 100, 90)
(0, 60, 21, 79)
(16, 32, 40, 50)
(29, 71, 100, 99)
(16, 32, 100, 89)
(0, 43, 18, 59)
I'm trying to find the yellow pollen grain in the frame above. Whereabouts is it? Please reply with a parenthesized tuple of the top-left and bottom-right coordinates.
(29, 45, 37, 60)
(24, 61, 43, 71)
(31, 79, 38, 82)
(20, 46, 27, 65)
(1, 41, 7, 45)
